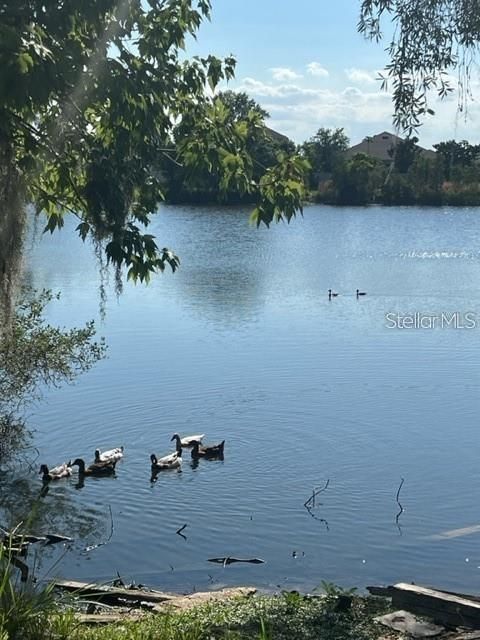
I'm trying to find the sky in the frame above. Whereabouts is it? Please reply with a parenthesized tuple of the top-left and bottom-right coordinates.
(186, 0, 480, 149)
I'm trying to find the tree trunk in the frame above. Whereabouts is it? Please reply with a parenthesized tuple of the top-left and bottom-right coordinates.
(0, 135, 25, 321)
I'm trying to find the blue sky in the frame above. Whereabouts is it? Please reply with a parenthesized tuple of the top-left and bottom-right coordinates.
(187, 0, 480, 148)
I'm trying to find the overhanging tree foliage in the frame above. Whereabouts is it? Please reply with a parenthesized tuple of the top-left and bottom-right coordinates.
(359, 0, 480, 133)
(0, 0, 307, 285)
(164, 91, 296, 202)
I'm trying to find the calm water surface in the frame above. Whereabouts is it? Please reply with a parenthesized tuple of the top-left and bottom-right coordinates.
(4, 204, 480, 593)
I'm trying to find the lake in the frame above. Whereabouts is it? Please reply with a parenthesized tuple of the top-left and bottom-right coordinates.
(3, 203, 480, 594)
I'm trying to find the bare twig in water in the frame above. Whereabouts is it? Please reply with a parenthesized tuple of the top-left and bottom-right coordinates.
(396, 477, 404, 505)
(303, 480, 330, 530)
(304, 479, 330, 508)
(395, 477, 405, 535)
(106, 505, 114, 541)
(304, 507, 330, 530)
(83, 505, 114, 553)
(176, 524, 187, 540)
(111, 571, 125, 587)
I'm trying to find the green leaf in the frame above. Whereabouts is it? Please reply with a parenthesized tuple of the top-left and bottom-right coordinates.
(17, 52, 33, 74)
(43, 213, 64, 234)
(76, 222, 91, 242)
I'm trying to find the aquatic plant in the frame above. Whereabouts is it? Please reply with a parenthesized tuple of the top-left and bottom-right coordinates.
(0, 538, 56, 639)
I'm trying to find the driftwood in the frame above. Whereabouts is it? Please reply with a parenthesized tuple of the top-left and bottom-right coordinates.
(53, 579, 175, 607)
(208, 557, 265, 566)
(367, 585, 392, 596)
(430, 524, 480, 541)
(53, 580, 256, 623)
(154, 586, 256, 612)
(374, 610, 444, 638)
(367, 583, 480, 629)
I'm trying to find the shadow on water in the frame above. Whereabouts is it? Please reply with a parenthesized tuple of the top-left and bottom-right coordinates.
(0, 469, 107, 571)
(150, 467, 182, 484)
(0, 473, 101, 533)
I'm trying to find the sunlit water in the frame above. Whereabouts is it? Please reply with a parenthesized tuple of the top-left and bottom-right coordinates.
(3, 204, 480, 594)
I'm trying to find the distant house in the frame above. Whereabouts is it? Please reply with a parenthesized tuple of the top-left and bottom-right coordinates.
(264, 126, 291, 146)
(345, 131, 435, 163)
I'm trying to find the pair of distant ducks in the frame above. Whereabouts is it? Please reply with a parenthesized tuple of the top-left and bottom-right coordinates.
(328, 289, 367, 300)
(39, 433, 226, 481)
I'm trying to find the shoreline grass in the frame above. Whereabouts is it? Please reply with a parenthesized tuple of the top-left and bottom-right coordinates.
(1, 537, 396, 640)
(0, 573, 395, 640)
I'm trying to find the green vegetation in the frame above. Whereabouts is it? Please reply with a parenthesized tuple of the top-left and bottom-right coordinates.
(301, 128, 349, 191)
(2, 0, 479, 292)
(161, 116, 480, 207)
(0, 556, 393, 640)
(77, 593, 390, 640)
(359, 0, 480, 133)
(0, 1, 307, 287)
(302, 130, 480, 206)
(1, 542, 392, 640)
(163, 91, 296, 204)
(1, 0, 480, 291)
(0, 540, 57, 639)
(0, 289, 105, 463)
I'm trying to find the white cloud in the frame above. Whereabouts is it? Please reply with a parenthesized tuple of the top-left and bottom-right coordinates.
(233, 73, 480, 148)
(269, 67, 302, 81)
(239, 77, 391, 119)
(235, 76, 394, 143)
(306, 62, 329, 78)
(239, 77, 320, 100)
(344, 68, 378, 85)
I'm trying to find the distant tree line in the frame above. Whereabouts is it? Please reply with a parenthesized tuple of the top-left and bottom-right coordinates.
(303, 130, 480, 206)
(164, 92, 480, 207)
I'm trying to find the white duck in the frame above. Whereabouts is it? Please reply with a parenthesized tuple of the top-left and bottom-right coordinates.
(171, 433, 205, 448)
(150, 450, 182, 470)
(39, 462, 72, 481)
(94, 446, 124, 463)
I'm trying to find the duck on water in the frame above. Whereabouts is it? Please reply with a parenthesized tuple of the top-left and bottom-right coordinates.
(70, 458, 117, 476)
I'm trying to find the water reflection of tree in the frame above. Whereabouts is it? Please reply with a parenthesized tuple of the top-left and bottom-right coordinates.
(161, 207, 272, 328)
(0, 289, 105, 466)
(0, 471, 101, 541)
(0, 276, 108, 582)
(0, 469, 107, 579)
